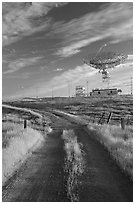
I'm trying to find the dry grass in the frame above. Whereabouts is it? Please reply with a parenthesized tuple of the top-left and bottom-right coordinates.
(88, 124, 133, 178)
(62, 129, 85, 201)
(48, 109, 133, 179)
(2, 120, 44, 185)
(5, 95, 133, 126)
(2, 108, 53, 186)
(2, 113, 28, 148)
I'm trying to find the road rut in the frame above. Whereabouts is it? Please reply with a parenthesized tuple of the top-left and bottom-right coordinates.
(2, 116, 133, 202)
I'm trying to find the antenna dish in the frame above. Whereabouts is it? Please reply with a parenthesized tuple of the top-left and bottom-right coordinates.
(83, 48, 128, 83)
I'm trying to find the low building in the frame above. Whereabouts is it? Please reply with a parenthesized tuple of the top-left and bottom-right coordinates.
(76, 85, 85, 97)
(90, 88, 122, 96)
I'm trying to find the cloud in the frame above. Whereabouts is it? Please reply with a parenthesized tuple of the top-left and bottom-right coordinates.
(2, 2, 66, 46)
(127, 54, 133, 62)
(14, 53, 133, 98)
(48, 64, 97, 88)
(56, 36, 106, 57)
(3, 72, 31, 79)
(57, 48, 80, 58)
(55, 68, 63, 72)
(51, 2, 132, 57)
(15, 64, 97, 97)
(6, 53, 133, 99)
(3, 56, 43, 74)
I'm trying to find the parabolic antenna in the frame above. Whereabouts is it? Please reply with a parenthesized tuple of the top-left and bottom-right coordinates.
(83, 50, 128, 82)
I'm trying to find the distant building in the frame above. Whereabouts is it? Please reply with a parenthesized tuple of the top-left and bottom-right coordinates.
(22, 97, 37, 102)
(76, 85, 85, 97)
(90, 88, 122, 96)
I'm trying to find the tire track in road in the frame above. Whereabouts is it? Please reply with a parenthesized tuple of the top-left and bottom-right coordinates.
(74, 127, 133, 202)
(3, 129, 69, 202)
(2, 113, 133, 202)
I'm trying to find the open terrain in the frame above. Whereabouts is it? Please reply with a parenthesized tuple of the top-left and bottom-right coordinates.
(2, 106, 51, 185)
(5, 94, 133, 125)
(2, 107, 133, 202)
(2, 95, 133, 201)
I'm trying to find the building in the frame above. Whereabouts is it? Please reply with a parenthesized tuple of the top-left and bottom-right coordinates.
(76, 85, 85, 97)
(90, 88, 122, 96)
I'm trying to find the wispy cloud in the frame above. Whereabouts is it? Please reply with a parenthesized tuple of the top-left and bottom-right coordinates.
(3, 72, 31, 79)
(3, 56, 43, 74)
(13, 54, 133, 98)
(127, 54, 133, 62)
(51, 65, 95, 84)
(56, 36, 107, 57)
(51, 3, 133, 57)
(2, 2, 66, 46)
(55, 68, 63, 72)
(15, 64, 97, 97)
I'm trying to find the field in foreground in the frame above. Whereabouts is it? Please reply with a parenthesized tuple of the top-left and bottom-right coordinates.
(87, 123, 133, 178)
(2, 108, 51, 185)
(51, 110, 133, 179)
(2, 109, 133, 202)
(2, 94, 133, 180)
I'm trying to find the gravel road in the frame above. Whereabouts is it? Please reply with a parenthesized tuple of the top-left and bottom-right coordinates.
(2, 113, 132, 202)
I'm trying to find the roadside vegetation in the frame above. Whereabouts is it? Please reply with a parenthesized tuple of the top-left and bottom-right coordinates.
(3, 96, 133, 180)
(4, 95, 133, 126)
(62, 129, 85, 201)
(2, 109, 51, 186)
(88, 123, 133, 179)
(51, 110, 133, 179)
(3, 123, 44, 185)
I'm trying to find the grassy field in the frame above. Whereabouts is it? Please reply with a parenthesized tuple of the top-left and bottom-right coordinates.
(87, 123, 133, 178)
(3, 94, 133, 179)
(2, 107, 52, 185)
(46, 109, 133, 179)
(57, 110, 133, 179)
(2, 122, 44, 185)
(4, 94, 133, 126)
(54, 110, 133, 179)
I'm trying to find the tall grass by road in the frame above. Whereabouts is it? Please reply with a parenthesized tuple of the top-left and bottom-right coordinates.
(45, 109, 133, 179)
(88, 124, 133, 179)
(62, 130, 85, 201)
(2, 110, 52, 186)
(2, 121, 44, 185)
(49, 109, 133, 179)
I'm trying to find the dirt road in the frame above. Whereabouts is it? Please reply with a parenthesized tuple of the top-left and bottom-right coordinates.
(2, 114, 133, 202)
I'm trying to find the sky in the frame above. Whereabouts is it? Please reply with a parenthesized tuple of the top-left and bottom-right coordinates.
(2, 2, 133, 99)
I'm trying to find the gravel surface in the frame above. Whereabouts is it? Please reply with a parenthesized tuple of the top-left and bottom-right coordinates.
(2, 113, 133, 202)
